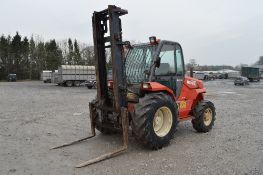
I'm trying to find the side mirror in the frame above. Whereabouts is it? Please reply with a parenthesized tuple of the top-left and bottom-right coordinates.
(155, 57, 161, 68)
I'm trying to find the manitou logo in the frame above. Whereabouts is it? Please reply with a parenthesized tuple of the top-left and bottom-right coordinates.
(187, 80, 197, 86)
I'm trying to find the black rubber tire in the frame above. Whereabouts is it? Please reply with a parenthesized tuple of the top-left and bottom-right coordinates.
(95, 124, 117, 134)
(66, 81, 73, 87)
(74, 81, 80, 87)
(87, 86, 92, 89)
(131, 92, 178, 149)
(95, 116, 118, 135)
(92, 102, 117, 135)
(192, 100, 216, 133)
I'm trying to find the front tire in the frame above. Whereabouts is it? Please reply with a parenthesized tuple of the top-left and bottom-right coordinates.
(192, 100, 216, 133)
(95, 120, 118, 134)
(131, 93, 178, 149)
(94, 113, 118, 135)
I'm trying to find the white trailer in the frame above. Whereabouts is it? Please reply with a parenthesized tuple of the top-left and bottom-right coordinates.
(194, 72, 206, 80)
(51, 70, 59, 84)
(57, 65, 96, 87)
(193, 71, 214, 80)
(41, 70, 52, 83)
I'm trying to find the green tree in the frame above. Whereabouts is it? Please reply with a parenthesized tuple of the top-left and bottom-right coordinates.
(21, 37, 30, 79)
(0, 32, 99, 80)
(67, 38, 74, 64)
(0, 35, 10, 79)
(73, 39, 82, 65)
(81, 46, 95, 65)
(36, 41, 47, 76)
(45, 39, 63, 71)
(10, 32, 23, 79)
(29, 36, 36, 79)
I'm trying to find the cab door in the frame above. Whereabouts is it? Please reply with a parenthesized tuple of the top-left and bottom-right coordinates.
(174, 44, 185, 98)
(154, 42, 185, 99)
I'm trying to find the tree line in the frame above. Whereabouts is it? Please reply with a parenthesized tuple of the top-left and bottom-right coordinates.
(2, 32, 259, 80)
(0, 32, 95, 80)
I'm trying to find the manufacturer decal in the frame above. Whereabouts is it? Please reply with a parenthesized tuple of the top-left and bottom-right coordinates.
(186, 80, 197, 86)
(177, 101, 187, 109)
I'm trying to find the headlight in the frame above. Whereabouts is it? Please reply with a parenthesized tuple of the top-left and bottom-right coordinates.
(141, 83, 152, 89)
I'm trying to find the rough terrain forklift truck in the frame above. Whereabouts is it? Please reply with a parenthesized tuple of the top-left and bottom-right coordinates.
(51, 5, 216, 168)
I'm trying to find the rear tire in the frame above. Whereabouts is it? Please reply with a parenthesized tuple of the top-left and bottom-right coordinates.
(131, 92, 178, 149)
(87, 86, 92, 89)
(66, 81, 73, 87)
(74, 81, 80, 87)
(192, 100, 216, 133)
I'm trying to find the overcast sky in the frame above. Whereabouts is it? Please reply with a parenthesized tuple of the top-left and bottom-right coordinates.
(1, 0, 263, 66)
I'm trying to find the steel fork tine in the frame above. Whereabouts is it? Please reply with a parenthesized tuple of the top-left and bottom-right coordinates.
(75, 146, 127, 168)
(50, 135, 95, 150)
(75, 107, 129, 168)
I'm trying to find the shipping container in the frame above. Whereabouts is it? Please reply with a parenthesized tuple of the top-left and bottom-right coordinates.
(241, 67, 260, 82)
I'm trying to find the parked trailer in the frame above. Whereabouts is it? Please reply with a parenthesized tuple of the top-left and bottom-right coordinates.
(241, 67, 260, 82)
(51, 70, 59, 84)
(57, 65, 95, 87)
(193, 72, 210, 80)
(41, 70, 52, 83)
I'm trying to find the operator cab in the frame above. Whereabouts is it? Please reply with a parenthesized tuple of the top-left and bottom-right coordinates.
(125, 36, 185, 98)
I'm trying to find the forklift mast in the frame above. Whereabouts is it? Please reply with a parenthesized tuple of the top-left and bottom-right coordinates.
(92, 5, 128, 111)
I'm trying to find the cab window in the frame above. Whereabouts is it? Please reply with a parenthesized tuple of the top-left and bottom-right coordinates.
(155, 44, 175, 76)
(175, 45, 184, 76)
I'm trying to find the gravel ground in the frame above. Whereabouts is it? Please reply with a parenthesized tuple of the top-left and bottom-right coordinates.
(0, 80, 263, 175)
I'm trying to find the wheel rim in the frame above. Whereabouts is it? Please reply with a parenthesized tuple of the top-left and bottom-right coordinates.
(203, 108, 213, 126)
(153, 106, 173, 137)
